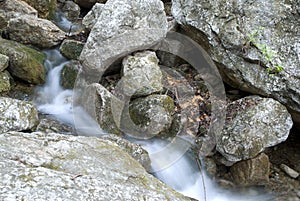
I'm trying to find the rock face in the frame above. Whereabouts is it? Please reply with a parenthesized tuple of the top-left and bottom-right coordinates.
(74, 0, 106, 9)
(59, 39, 84, 60)
(7, 15, 65, 48)
(0, 54, 9, 72)
(0, 38, 46, 84)
(22, 0, 57, 19)
(171, 0, 300, 125)
(122, 51, 163, 97)
(0, 97, 39, 133)
(0, 131, 190, 201)
(230, 153, 270, 186)
(217, 96, 293, 162)
(79, 0, 168, 76)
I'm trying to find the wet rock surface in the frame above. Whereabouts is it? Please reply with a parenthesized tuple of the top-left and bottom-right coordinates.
(60, 60, 81, 89)
(59, 39, 84, 60)
(0, 131, 191, 201)
(0, 97, 39, 133)
(217, 96, 293, 162)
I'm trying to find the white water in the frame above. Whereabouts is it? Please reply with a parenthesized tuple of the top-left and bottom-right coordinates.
(34, 48, 273, 201)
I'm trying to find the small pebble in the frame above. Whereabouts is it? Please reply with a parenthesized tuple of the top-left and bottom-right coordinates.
(280, 164, 299, 179)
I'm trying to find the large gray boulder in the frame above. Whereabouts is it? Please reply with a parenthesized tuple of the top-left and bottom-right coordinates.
(171, 0, 300, 125)
(0, 97, 39, 133)
(7, 15, 65, 48)
(217, 96, 293, 162)
(0, 131, 191, 201)
(79, 0, 168, 77)
(0, 38, 46, 84)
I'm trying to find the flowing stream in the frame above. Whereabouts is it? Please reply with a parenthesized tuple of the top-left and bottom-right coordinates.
(34, 45, 273, 201)
(34, 14, 274, 201)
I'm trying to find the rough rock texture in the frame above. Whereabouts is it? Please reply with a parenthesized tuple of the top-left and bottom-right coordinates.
(7, 15, 65, 48)
(129, 95, 175, 136)
(101, 134, 151, 171)
(171, 0, 300, 125)
(230, 153, 270, 186)
(80, 0, 168, 77)
(0, 53, 9, 72)
(59, 39, 84, 60)
(217, 96, 293, 162)
(61, 1, 81, 21)
(0, 131, 191, 201)
(0, 0, 37, 29)
(0, 97, 39, 133)
(36, 118, 74, 134)
(60, 60, 81, 89)
(0, 71, 11, 93)
(0, 38, 46, 84)
(22, 0, 57, 19)
(82, 3, 104, 30)
(122, 51, 163, 97)
(74, 0, 106, 9)
(81, 83, 123, 135)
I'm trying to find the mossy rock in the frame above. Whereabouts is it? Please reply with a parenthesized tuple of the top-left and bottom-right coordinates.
(0, 53, 9, 72)
(129, 94, 175, 135)
(0, 71, 11, 93)
(59, 39, 84, 60)
(0, 38, 46, 84)
(60, 60, 81, 89)
(22, 0, 57, 19)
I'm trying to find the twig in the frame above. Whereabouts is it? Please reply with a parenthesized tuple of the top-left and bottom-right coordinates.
(195, 148, 207, 201)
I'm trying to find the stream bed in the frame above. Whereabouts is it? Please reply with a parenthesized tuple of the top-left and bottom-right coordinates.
(34, 44, 274, 201)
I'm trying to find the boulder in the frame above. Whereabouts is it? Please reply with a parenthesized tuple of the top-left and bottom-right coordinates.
(0, 71, 10, 93)
(0, 0, 37, 29)
(122, 51, 163, 97)
(0, 131, 191, 201)
(171, 0, 300, 126)
(22, 0, 57, 19)
(0, 38, 46, 84)
(74, 0, 106, 9)
(82, 3, 104, 30)
(216, 96, 293, 162)
(0, 53, 9, 72)
(129, 95, 175, 137)
(60, 60, 81, 89)
(79, 83, 123, 135)
(7, 15, 65, 48)
(0, 97, 39, 133)
(79, 0, 168, 78)
(230, 153, 270, 186)
(61, 1, 81, 22)
(59, 39, 84, 60)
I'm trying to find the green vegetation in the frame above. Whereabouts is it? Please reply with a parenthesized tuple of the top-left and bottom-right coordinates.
(247, 27, 284, 75)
